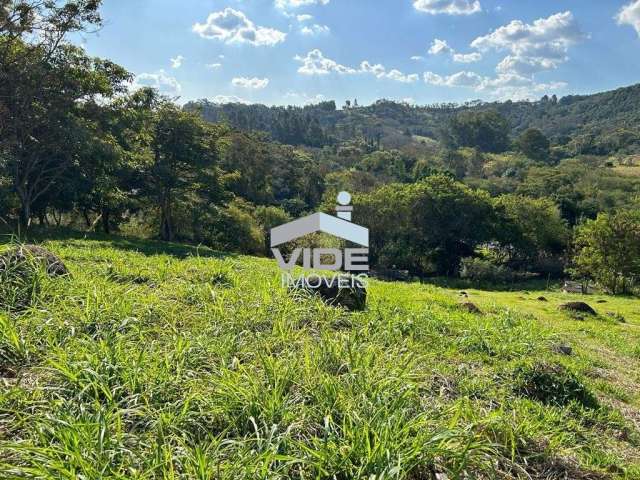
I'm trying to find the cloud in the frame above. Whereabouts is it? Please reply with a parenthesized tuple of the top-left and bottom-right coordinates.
(193, 8, 286, 46)
(617, 0, 640, 37)
(424, 70, 484, 88)
(410, 55, 424, 61)
(284, 91, 326, 104)
(428, 38, 482, 63)
(295, 49, 357, 75)
(295, 49, 418, 82)
(471, 11, 586, 74)
(300, 23, 330, 35)
(205, 63, 222, 69)
(428, 38, 454, 55)
(424, 69, 567, 100)
(170, 55, 184, 69)
(132, 70, 181, 95)
(211, 95, 250, 104)
(413, 0, 481, 15)
(453, 52, 482, 63)
(296, 14, 313, 21)
(232, 76, 270, 89)
(275, 0, 329, 8)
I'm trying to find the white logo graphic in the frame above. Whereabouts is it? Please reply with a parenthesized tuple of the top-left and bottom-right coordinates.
(271, 192, 369, 285)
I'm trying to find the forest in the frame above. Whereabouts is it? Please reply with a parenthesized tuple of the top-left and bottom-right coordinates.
(2, 0, 640, 294)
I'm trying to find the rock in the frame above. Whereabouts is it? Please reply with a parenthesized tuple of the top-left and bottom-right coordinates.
(606, 312, 626, 323)
(596, 299, 607, 304)
(292, 274, 366, 311)
(552, 343, 573, 356)
(537, 296, 548, 302)
(0, 245, 68, 277)
(559, 302, 596, 315)
(459, 291, 468, 296)
(459, 302, 482, 314)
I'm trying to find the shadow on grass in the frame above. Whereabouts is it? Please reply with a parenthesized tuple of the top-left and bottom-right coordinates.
(0, 226, 239, 260)
(424, 276, 559, 293)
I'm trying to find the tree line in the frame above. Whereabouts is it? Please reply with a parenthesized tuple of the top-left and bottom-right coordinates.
(2, 0, 640, 295)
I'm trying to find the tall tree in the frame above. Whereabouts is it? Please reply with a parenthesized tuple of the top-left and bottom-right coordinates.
(0, 0, 129, 229)
(148, 103, 227, 241)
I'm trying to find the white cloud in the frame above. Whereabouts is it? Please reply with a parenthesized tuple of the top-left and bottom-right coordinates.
(453, 52, 482, 63)
(192, 8, 286, 46)
(132, 70, 181, 95)
(211, 95, 250, 104)
(170, 55, 184, 69)
(284, 91, 326, 104)
(275, 0, 329, 8)
(428, 38, 454, 55)
(428, 38, 481, 63)
(295, 49, 357, 75)
(410, 55, 424, 61)
(297, 14, 313, 21)
(294, 50, 418, 83)
(205, 63, 222, 69)
(617, 0, 640, 37)
(232, 76, 270, 89)
(470, 11, 586, 74)
(301, 23, 330, 35)
(424, 70, 484, 88)
(413, 0, 481, 15)
(424, 69, 567, 100)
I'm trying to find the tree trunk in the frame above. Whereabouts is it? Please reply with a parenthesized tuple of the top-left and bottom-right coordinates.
(102, 208, 111, 235)
(83, 210, 91, 228)
(19, 199, 31, 231)
(159, 191, 173, 242)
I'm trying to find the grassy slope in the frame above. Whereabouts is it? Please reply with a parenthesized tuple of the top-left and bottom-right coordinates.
(1, 234, 640, 479)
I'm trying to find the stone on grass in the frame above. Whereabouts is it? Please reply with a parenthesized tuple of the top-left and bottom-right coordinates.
(0, 244, 68, 277)
(292, 274, 366, 312)
(537, 296, 548, 302)
(559, 302, 596, 315)
(552, 343, 573, 356)
(459, 302, 482, 314)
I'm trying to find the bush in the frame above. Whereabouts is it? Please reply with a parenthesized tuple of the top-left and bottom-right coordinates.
(0, 246, 47, 311)
(459, 257, 517, 284)
(513, 361, 598, 408)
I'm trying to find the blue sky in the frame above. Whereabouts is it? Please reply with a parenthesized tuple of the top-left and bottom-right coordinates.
(77, 0, 640, 106)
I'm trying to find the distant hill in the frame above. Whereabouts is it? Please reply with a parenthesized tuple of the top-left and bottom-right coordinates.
(185, 83, 640, 156)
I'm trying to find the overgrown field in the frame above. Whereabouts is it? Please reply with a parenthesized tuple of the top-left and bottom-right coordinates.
(1, 235, 640, 479)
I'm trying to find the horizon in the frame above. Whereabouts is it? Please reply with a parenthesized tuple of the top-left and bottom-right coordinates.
(75, 0, 640, 106)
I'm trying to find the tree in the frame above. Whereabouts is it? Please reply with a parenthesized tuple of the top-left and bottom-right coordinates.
(148, 103, 227, 241)
(356, 175, 496, 275)
(518, 128, 551, 162)
(0, 0, 130, 229)
(494, 194, 568, 267)
(570, 210, 640, 294)
(445, 110, 511, 153)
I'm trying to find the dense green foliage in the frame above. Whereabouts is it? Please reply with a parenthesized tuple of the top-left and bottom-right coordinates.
(3, 0, 640, 294)
(570, 210, 640, 294)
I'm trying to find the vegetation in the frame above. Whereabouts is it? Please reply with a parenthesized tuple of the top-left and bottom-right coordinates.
(570, 210, 640, 294)
(1, 235, 640, 478)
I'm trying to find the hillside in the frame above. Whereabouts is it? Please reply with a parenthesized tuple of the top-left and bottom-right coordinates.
(186, 83, 640, 156)
(1, 235, 640, 478)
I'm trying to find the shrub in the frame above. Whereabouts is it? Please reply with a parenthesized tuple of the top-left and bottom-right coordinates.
(513, 361, 598, 408)
(0, 246, 47, 311)
(459, 257, 517, 284)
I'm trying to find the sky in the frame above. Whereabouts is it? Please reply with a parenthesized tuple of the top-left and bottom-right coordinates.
(76, 0, 640, 106)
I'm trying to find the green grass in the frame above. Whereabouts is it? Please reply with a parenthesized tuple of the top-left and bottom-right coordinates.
(1, 234, 640, 479)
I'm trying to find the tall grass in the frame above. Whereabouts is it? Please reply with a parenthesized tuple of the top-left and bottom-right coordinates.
(0, 236, 639, 478)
